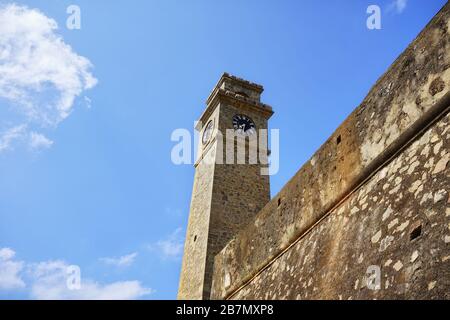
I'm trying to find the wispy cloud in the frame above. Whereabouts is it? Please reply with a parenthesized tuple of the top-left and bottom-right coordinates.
(149, 228, 184, 260)
(28, 260, 152, 300)
(0, 248, 25, 290)
(0, 247, 152, 300)
(29, 132, 53, 151)
(99, 252, 138, 268)
(0, 127, 54, 152)
(0, 125, 27, 152)
(0, 4, 97, 152)
(84, 96, 92, 109)
(388, 0, 408, 14)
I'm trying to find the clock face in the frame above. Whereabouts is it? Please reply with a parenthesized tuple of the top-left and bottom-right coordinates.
(233, 114, 256, 136)
(202, 120, 214, 145)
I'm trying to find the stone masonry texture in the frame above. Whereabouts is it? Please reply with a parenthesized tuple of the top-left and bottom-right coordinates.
(222, 112, 450, 299)
(210, 3, 450, 300)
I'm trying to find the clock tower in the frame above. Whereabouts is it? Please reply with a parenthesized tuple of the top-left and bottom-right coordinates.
(177, 73, 273, 299)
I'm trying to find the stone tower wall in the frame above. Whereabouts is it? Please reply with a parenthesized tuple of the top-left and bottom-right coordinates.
(178, 75, 273, 299)
(202, 101, 272, 299)
(177, 143, 216, 299)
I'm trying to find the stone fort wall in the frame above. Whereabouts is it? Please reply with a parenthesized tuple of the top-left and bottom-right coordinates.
(210, 2, 450, 299)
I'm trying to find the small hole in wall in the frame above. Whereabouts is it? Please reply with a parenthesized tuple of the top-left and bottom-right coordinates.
(410, 225, 422, 241)
(193, 235, 197, 242)
(336, 135, 341, 145)
(277, 198, 282, 207)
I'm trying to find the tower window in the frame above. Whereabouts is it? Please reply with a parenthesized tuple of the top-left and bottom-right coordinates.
(193, 235, 197, 242)
(277, 198, 282, 207)
(336, 135, 341, 145)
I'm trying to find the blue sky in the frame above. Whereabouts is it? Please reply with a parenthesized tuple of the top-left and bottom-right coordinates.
(0, 0, 446, 299)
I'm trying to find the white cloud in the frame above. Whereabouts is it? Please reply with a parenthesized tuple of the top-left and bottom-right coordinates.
(28, 260, 152, 300)
(0, 124, 27, 152)
(0, 247, 152, 299)
(84, 96, 92, 109)
(0, 248, 16, 260)
(0, 248, 26, 290)
(29, 132, 53, 151)
(0, 4, 97, 152)
(100, 252, 138, 268)
(151, 228, 184, 260)
(0, 127, 54, 152)
(388, 0, 408, 14)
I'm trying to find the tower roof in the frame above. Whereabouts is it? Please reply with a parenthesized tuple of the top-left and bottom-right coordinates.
(197, 73, 273, 129)
(206, 72, 264, 106)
